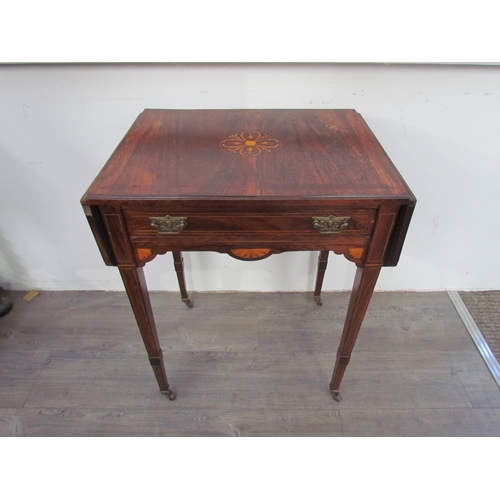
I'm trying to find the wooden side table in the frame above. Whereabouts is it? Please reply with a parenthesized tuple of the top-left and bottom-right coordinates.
(81, 109, 416, 401)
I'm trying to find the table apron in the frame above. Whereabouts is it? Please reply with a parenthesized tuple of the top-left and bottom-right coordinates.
(129, 233, 370, 251)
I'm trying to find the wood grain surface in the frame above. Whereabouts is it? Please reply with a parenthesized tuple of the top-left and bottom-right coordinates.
(82, 109, 415, 201)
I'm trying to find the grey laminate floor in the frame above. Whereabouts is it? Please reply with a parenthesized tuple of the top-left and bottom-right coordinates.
(1, 290, 499, 436)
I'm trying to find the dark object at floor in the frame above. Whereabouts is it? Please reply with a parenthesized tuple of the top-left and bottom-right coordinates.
(0, 296, 13, 317)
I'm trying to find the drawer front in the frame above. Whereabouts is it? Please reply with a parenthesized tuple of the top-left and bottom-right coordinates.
(124, 209, 376, 237)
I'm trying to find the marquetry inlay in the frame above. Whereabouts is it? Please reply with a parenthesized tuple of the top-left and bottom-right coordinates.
(229, 248, 272, 260)
(220, 132, 280, 157)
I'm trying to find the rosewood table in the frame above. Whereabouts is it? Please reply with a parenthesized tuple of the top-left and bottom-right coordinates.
(81, 109, 416, 402)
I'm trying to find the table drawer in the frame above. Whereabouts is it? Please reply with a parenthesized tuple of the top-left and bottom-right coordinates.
(123, 209, 376, 236)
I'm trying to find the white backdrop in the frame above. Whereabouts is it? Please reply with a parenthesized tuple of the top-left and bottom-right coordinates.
(1, 63, 499, 292)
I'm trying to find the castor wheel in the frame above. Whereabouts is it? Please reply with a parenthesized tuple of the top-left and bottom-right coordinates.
(182, 298, 194, 308)
(162, 389, 177, 401)
(314, 296, 323, 306)
(330, 391, 342, 402)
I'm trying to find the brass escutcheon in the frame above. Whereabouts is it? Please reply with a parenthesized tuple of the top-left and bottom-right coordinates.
(312, 215, 350, 234)
(149, 215, 187, 234)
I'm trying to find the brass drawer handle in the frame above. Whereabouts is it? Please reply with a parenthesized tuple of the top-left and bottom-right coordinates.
(312, 215, 350, 234)
(149, 215, 187, 234)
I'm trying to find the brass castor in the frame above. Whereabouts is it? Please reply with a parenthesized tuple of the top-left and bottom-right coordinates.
(162, 389, 177, 401)
(182, 298, 194, 308)
(330, 391, 342, 402)
(314, 296, 323, 306)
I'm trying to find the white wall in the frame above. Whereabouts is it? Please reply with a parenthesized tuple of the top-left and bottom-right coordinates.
(1, 63, 499, 292)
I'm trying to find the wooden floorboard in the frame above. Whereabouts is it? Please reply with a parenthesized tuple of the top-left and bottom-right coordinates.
(1, 290, 499, 436)
(0, 408, 343, 437)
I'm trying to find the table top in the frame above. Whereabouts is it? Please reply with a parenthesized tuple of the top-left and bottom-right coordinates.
(82, 109, 415, 204)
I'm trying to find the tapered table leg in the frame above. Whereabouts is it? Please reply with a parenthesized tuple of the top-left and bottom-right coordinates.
(313, 250, 330, 305)
(172, 251, 193, 308)
(329, 265, 381, 401)
(119, 265, 176, 400)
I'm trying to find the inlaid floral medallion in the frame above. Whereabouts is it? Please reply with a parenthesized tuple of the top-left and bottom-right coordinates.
(220, 132, 280, 156)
